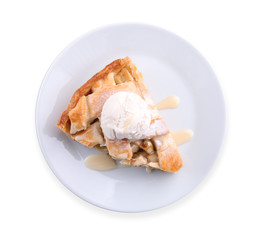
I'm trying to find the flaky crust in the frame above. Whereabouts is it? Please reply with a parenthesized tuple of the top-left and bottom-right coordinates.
(57, 57, 132, 133)
(57, 57, 183, 173)
(152, 132, 183, 172)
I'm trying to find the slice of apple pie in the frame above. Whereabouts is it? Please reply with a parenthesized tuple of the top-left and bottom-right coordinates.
(57, 57, 183, 173)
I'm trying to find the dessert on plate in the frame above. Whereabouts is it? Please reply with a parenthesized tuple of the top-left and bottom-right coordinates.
(57, 57, 183, 173)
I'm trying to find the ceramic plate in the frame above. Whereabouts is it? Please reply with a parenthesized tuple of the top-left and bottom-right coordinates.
(36, 23, 225, 212)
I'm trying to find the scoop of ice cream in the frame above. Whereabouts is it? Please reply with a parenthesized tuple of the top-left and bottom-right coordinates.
(100, 92, 157, 140)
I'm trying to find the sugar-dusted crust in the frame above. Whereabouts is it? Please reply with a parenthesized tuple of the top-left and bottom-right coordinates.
(56, 57, 183, 173)
(57, 57, 132, 134)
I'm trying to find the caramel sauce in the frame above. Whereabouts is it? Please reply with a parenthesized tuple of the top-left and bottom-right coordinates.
(172, 129, 193, 146)
(156, 96, 180, 110)
(85, 154, 117, 171)
(85, 130, 193, 171)
(85, 96, 193, 171)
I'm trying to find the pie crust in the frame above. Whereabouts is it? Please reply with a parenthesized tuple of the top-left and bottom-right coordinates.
(57, 57, 183, 172)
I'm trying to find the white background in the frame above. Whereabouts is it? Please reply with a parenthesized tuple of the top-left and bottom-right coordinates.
(1, 0, 258, 239)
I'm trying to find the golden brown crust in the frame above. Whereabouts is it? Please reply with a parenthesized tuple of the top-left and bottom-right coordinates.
(105, 137, 133, 160)
(68, 95, 88, 134)
(152, 132, 183, 173)
(57, 57, 132, 133)
(73, 121, 104, 147)
(56, 57, 183, 173)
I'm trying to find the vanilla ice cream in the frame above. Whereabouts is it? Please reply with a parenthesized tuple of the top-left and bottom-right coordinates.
(100, 92, 159, 140)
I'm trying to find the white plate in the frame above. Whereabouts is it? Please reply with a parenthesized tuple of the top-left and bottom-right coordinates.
(36, 23, 225, 212)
